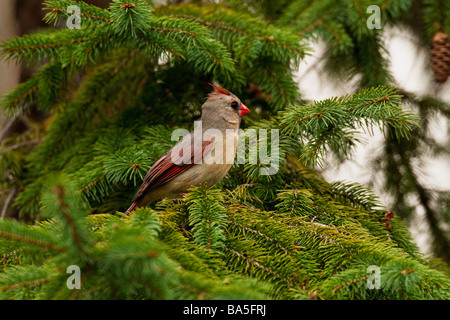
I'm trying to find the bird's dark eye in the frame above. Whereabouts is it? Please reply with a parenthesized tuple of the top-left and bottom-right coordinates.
(231, 101, 239, 109)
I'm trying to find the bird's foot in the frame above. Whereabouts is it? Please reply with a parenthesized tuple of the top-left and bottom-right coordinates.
(172, 193, 188, 204)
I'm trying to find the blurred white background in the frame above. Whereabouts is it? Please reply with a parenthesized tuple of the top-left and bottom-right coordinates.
(295, 26, 450, 255)
(0, 3, 448, 256)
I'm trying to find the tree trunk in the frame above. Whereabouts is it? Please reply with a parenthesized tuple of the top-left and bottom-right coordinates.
(0, 0, 20, 130)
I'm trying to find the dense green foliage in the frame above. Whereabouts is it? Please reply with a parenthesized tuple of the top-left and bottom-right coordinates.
(231, 0, 450, 263)
(0, 0, 449, 299)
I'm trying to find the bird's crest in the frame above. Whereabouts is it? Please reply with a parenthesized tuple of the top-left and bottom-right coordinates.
(208, 83, 230, 97)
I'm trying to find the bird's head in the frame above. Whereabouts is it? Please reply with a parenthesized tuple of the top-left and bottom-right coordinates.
(201, 84, 250, 126)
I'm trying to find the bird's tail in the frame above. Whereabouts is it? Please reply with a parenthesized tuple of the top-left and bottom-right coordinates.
(125, 202, 138, 215)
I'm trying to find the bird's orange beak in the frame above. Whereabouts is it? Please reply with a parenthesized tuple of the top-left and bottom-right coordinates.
(239, 104, 250, 116)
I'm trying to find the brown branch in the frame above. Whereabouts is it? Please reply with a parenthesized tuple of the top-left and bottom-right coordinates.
(332, 274, 371, 293)
(2, 277, 51, 293)
(310, 127, 334, 157)
(79, 174, 106, 193)
(2, 85, 38, 114)
(53, 185, 89, 257)
(147, 26, 198, 38)
(345, 96, 390, 113)
(352, 0, 366, 22)
(0, 139, 42, 155)
(0, 230, 66, 253)
(1, 187, 16, 219)
(4, 38, 86, 56)
(294, 96, 391, 123)
(228, 218, 305, 284)
(228, 220, 290, 255)
(322, 22, 342, 44)
(297, 10, 335, 37)
(54, 7, 200, 39)
(51, 8, 112, 23)
(295, 221, 351, 254)
(136, 32, 180, 57)
(378, 116, 408, 125)
(298, 18, 324, 37)
(295, 114, 313, 123)
(224, 247, 293, 287)
(176, 15, 304, 56)
(84, 35, 113, 55)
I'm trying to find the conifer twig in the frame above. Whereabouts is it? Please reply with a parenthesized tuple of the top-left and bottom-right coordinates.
(0, 140, 42, 155)
(0, 230, 66, 253)
(174, 15, 304, 56)
(331, 274, 371, 293)
(136, 32, 181, 57)
(1, 277, 51, 293)
(50, 7, 112, 23)
(1, 187, 16, 219)
(224, 247, 293, 287)
(53, 185, 88, 257)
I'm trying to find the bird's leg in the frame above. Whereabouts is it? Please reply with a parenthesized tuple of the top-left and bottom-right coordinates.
(172, 193, 189, 204)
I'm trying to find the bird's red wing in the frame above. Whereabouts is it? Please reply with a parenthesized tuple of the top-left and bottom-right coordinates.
(131, 139, 213, 203)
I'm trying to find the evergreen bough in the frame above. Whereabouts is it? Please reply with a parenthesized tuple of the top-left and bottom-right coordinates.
(0, 0, 449, 300)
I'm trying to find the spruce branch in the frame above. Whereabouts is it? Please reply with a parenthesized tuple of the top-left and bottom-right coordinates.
(1, 0, 449, 301)
(331, 273, 371, 294)
(279, 85, 419, 166)
(0, 30, 87, 66)
(1, 277, 52, 294)
(185, 186, 227, 252)
(0, 265, 55, 299)
(0, 230, 66, 253)
(223, 246, 293, 287)
(226, 214, 307, 286)
(173, 14, 305, 58)
(0, 219, 67, 253)
(329, 181, 383, 212)
(52, 184, 89, 258)
(1, 187, 17, 219)
(31, 50, 140, 169)
(43, 0, 112, 25)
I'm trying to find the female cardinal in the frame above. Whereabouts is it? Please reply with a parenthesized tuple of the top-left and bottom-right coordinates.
(126, 84, 250, 214)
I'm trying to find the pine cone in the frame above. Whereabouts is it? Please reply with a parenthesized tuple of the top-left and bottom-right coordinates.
(430, 31, 450, 83)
